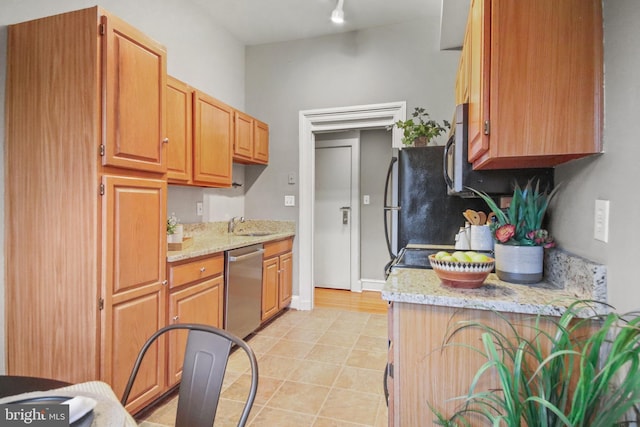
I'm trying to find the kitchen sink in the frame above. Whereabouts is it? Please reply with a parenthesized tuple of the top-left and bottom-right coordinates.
(235, 231, 273, 237)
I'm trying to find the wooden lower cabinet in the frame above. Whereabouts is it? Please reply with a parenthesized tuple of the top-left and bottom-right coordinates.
(261, 238, 294, 322)
(390, 303, 578, 427)
(166, 253, 225, 388)
(108, 289, 166, 413)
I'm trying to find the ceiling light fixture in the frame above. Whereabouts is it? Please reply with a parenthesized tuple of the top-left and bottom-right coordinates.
(331, 0, 345, 24)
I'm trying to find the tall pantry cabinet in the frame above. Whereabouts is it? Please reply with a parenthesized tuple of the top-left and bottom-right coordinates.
(5, 7, 168, 412)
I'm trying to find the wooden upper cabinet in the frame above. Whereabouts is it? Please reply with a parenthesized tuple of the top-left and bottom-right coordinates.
(466, 0, 490, 164)
(253, 119, 270, 164)
(101, 12, 167, 173)
(193, 91, 233, 187)
(464, 0, 603, 170)
(233, 112, 269, 165)
(166, 76, 193, 183)
(233, 110, 254, 161)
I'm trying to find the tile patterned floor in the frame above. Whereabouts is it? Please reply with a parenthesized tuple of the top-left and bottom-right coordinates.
(138, 307, 388, 426)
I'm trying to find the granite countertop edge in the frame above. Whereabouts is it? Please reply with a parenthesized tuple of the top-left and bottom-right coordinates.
(167, 220, 295, 262)
(382, 269, 607, 317)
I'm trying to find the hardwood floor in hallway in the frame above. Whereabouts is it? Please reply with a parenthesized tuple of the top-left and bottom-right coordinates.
(313, 287, 389, 315)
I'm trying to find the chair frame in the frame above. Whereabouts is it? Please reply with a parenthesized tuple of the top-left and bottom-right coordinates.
(121, 323, 258, 427)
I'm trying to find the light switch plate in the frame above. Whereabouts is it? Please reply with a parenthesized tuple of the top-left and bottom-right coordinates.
(284, 195, 295, 206)
(196, 202, 203, 216)
(594, 199, 609, 242)
(363, 195, 370, 205)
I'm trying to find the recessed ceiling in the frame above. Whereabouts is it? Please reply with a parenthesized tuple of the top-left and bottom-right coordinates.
(187, 0, 448, 46)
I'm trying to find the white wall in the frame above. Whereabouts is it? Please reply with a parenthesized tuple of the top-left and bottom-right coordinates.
(550, 0, 640, 313)
(244, 16, 460, 296)
(0, 0, 246, 374)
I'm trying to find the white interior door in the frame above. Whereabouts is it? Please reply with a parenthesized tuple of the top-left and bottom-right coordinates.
(314, 145, 352, 290)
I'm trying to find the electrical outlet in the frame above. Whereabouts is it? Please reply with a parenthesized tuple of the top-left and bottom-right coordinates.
(196, 202, 203, 216)
(363, 195, 370, 205)
(594, 199, 609, 242)
(284, 195, 295, 207)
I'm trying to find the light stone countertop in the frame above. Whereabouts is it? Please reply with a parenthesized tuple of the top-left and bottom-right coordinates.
(382, 248, 608, 316)
(167, 220, 295, 262)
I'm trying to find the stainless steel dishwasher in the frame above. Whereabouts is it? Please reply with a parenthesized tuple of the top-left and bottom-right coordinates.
(225, 244, 264, 339)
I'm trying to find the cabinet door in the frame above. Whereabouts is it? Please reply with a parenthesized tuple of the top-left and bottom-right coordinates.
(167, 76, 193, 183)
(101, 13, 167, 173)
(167, 276, 224, 387)
(253, 119, 269, 164)
(108, 289, 166, 413)
(102, 175, 167, 296)
(278, 252, 293, 309)
(466, 0, 490, 163)
(101, 175, 167, 411)
(193, 91, 233, 187)
(233, 111, 254, 161)
(262, 257, 280, 321)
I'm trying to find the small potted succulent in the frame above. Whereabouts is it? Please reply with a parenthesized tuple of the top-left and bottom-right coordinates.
(391, 107, 450, 146)
(167, 213, 183, 244)
(470, 180, 559, 284)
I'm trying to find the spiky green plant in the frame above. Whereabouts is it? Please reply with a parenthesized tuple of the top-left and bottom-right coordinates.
(431, 302, 640, 426)
(470, 180, 559, 247)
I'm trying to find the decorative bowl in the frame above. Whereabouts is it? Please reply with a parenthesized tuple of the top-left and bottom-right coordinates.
(428, 254, 495, 289)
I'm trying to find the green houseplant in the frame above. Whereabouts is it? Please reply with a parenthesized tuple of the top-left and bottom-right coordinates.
(470, 180, 559, 283)
(391, 107, 450, 146)
(431, 302, 640, 426)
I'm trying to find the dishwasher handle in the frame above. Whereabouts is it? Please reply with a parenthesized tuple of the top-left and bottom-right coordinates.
(228, 248, 265, 262)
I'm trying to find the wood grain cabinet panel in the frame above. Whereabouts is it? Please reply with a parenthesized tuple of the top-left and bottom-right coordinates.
(261, 238, 293, 322)
(102, 176, 167, 297)
(107, 290, 166, 412)
(166, 76, 193, 183)
(193, 91, 233, 187)
(463, 0, 603, 169)
(101, 12, 167, 173)
(233, 113, 269, 165)
(167, 276, 224, 387)
(253, 119, 270, 164)
(233, 110, 254, 161)
(5, 8, 168, 410)
(261, 257, 280, 321)
(278, 252, 293, 309)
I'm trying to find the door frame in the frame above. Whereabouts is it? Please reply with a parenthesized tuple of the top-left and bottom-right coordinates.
(296, 101, 406, 310)
(315, 133, 360, 292)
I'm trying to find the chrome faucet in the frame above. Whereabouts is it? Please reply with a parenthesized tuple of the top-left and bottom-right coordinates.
(228, 216, 245, 233)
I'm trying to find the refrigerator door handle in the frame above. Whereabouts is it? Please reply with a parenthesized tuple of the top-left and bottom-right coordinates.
(443, 134, 455, 190)
(383, 157, 398, 260)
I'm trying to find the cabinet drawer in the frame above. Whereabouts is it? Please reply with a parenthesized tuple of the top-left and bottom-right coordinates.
(168, 253, 223, 289)
(264, 238, 293, 258)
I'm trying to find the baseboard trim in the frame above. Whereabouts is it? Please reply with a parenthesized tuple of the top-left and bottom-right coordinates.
(361, 279, 385, 292)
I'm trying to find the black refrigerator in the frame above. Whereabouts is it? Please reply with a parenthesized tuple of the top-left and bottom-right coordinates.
(383, 146, 488, 260)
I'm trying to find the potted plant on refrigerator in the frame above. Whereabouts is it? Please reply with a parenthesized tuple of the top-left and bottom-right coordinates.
(391, 107, 450, 146)
(470, 180, 559, 284)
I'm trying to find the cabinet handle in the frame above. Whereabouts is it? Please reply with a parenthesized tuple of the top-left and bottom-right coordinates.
(162, 280, 168, 286)
(162, 137, 169, 144)
(172, 315, 179, 322)
(200, 267, 206, 272)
